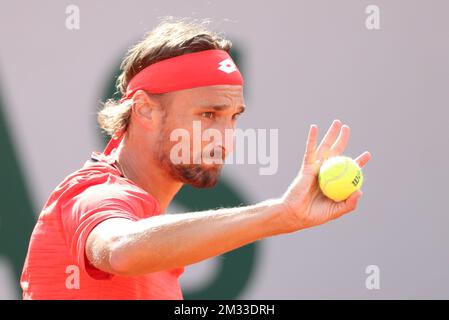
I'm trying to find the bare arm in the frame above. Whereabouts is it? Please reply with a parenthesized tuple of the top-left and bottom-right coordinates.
(86, 199, 285, 276)
(86, 120, 372, 276)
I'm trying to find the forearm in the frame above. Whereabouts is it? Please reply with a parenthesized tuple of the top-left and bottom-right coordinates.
(110, 199, 286, 275)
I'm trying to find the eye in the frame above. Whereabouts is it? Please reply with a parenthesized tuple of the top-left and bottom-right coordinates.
(232, 112, 243, 120)
(201, 112, 215, 119)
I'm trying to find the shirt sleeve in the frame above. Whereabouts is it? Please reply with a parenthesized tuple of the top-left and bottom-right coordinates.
(60, 181, 145, 279)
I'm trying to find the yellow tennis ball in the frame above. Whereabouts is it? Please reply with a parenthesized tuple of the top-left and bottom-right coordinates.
(318, 156, 363, 202)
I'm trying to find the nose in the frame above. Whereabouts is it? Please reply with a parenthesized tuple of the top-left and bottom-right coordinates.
(210, 145, 226, 162)
(215, 120, 236, 156)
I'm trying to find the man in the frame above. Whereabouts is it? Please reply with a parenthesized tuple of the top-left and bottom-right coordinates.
(21, 19, 371, 299)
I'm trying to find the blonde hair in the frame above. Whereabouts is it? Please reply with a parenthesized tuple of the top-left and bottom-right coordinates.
(97, 17, 233, 138)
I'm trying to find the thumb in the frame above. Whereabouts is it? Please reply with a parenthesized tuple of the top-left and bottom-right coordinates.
(344, 190, 363, 211)
(328, 190, 363, 221)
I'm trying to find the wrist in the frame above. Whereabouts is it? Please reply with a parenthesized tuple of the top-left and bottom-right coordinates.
(257, 198, 299, 236)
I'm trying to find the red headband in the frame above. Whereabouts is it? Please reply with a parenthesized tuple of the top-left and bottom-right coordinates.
(120, 49, 243, 101)
(104, 49, 243, 156)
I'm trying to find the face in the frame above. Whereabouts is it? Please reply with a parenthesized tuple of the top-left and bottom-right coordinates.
(154, 85, 245, 188)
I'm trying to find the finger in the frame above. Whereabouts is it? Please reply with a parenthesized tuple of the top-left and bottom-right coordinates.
(316, 119, 342, 160)
(303, 124, 318, 164)
(329, 124, 350, 157)
(355, 151, 372, 168)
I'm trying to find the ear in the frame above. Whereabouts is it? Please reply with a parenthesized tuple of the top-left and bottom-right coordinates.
(131, 90, 161, 130)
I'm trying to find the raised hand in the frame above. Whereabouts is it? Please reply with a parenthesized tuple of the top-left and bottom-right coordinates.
(281, 119, 372, 232)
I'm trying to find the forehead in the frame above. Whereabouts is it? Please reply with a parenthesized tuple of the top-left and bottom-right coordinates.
(168, 85, 244, 108)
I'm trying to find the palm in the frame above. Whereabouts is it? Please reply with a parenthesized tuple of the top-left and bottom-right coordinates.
(283, 120, 372, 230)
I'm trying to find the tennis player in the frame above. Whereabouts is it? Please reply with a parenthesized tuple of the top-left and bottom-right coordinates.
(21, 19, 371, 299)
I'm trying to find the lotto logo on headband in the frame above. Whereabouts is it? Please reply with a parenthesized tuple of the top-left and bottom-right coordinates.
(218, 58, 238, 74)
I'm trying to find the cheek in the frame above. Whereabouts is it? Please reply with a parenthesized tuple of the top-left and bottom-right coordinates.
(164, 124, 195, 154)
(168, 113, 198, 134)
(162, 114, 223, 155)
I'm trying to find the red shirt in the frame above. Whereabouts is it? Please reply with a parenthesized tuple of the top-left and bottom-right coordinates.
(21, 151, 184, 299)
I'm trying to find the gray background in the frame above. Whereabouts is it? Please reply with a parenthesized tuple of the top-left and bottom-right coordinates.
(0, 0, 448, 299)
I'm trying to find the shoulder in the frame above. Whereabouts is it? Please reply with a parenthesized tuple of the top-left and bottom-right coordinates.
(61, 167, 159, 219)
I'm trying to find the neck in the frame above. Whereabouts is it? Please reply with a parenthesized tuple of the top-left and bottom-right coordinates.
(114, 134, 183, 213)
